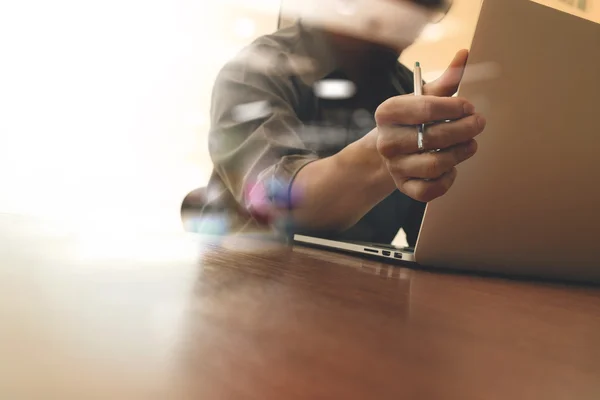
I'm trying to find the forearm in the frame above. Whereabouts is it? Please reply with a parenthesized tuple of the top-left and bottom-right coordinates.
(290, 129, 396, 231)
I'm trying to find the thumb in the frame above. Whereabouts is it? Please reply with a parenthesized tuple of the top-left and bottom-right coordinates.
(423, 49, 469, 97)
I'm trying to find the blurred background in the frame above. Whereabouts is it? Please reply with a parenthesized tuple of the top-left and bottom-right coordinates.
(0, 0, 597, 236)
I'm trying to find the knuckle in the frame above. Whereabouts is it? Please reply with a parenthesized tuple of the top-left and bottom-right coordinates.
(390, 159, 409, 176)
(431, 123, 451, 146)
(375, 98, 396, 124)
(421, 98, 435, 120)
(376, 134, 394, 158)
(424, 154, 443, 178)
(374, 104, 386, 124)
(375, 133, 390, 157)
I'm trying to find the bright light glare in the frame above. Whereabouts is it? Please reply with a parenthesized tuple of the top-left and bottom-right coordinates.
(0, 0, 279, 234)
(314, 79, 357, 100)
(285, 0, 430, 49)
(234, 17, 257, 38)
(420, 23, 446, 42)
(75, 232, 202, 263)
(232, 101, 273, 123)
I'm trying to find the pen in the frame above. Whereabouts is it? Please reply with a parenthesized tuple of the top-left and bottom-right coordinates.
(414, 61, 425, 151)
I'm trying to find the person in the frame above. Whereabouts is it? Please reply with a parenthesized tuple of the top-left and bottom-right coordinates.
(199, 0, 486, 246)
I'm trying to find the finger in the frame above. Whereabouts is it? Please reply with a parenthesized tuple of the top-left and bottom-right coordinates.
(400, 167, 458, 203)
(375, 95, 475, 126)
(421, 113, 486, 151)
(423, 49, 469, 97)
(387, 140, 477, 180)
(377, 113, 485, 156)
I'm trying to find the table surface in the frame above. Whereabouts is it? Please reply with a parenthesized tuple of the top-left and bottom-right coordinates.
(2, 215, 600, 400)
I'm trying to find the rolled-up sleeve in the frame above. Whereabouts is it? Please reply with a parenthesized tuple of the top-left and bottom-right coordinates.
(208, 49, 319, 214)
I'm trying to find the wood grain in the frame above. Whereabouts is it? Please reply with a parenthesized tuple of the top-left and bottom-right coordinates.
(1, 217, 600, 399)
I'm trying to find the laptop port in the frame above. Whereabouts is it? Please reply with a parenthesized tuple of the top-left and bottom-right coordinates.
(364, 248, 379, 254)
(394, 252, 403, 259)
(382, 250, 391, 256)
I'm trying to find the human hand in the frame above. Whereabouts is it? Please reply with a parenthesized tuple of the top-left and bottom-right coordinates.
(374, 50, 486, 202)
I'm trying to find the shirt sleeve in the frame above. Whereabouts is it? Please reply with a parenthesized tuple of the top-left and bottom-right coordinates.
(208, 47, 319, 216)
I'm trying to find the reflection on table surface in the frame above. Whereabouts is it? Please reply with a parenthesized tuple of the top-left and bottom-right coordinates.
(1, 213, 600, 400)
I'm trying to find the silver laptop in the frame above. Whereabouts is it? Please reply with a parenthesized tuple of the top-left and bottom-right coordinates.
(295, 0, 600, 282)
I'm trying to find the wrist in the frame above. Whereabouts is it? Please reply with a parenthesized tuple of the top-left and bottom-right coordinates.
(337, 128, 396, 194)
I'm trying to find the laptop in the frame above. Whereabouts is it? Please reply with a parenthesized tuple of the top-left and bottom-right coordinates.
(294, 0, 600, 282)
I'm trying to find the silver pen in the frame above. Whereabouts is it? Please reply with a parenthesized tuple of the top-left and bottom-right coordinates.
(414, 61, 425, 151)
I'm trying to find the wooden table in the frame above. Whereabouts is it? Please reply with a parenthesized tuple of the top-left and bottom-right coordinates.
(2, 214, 600, 399)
